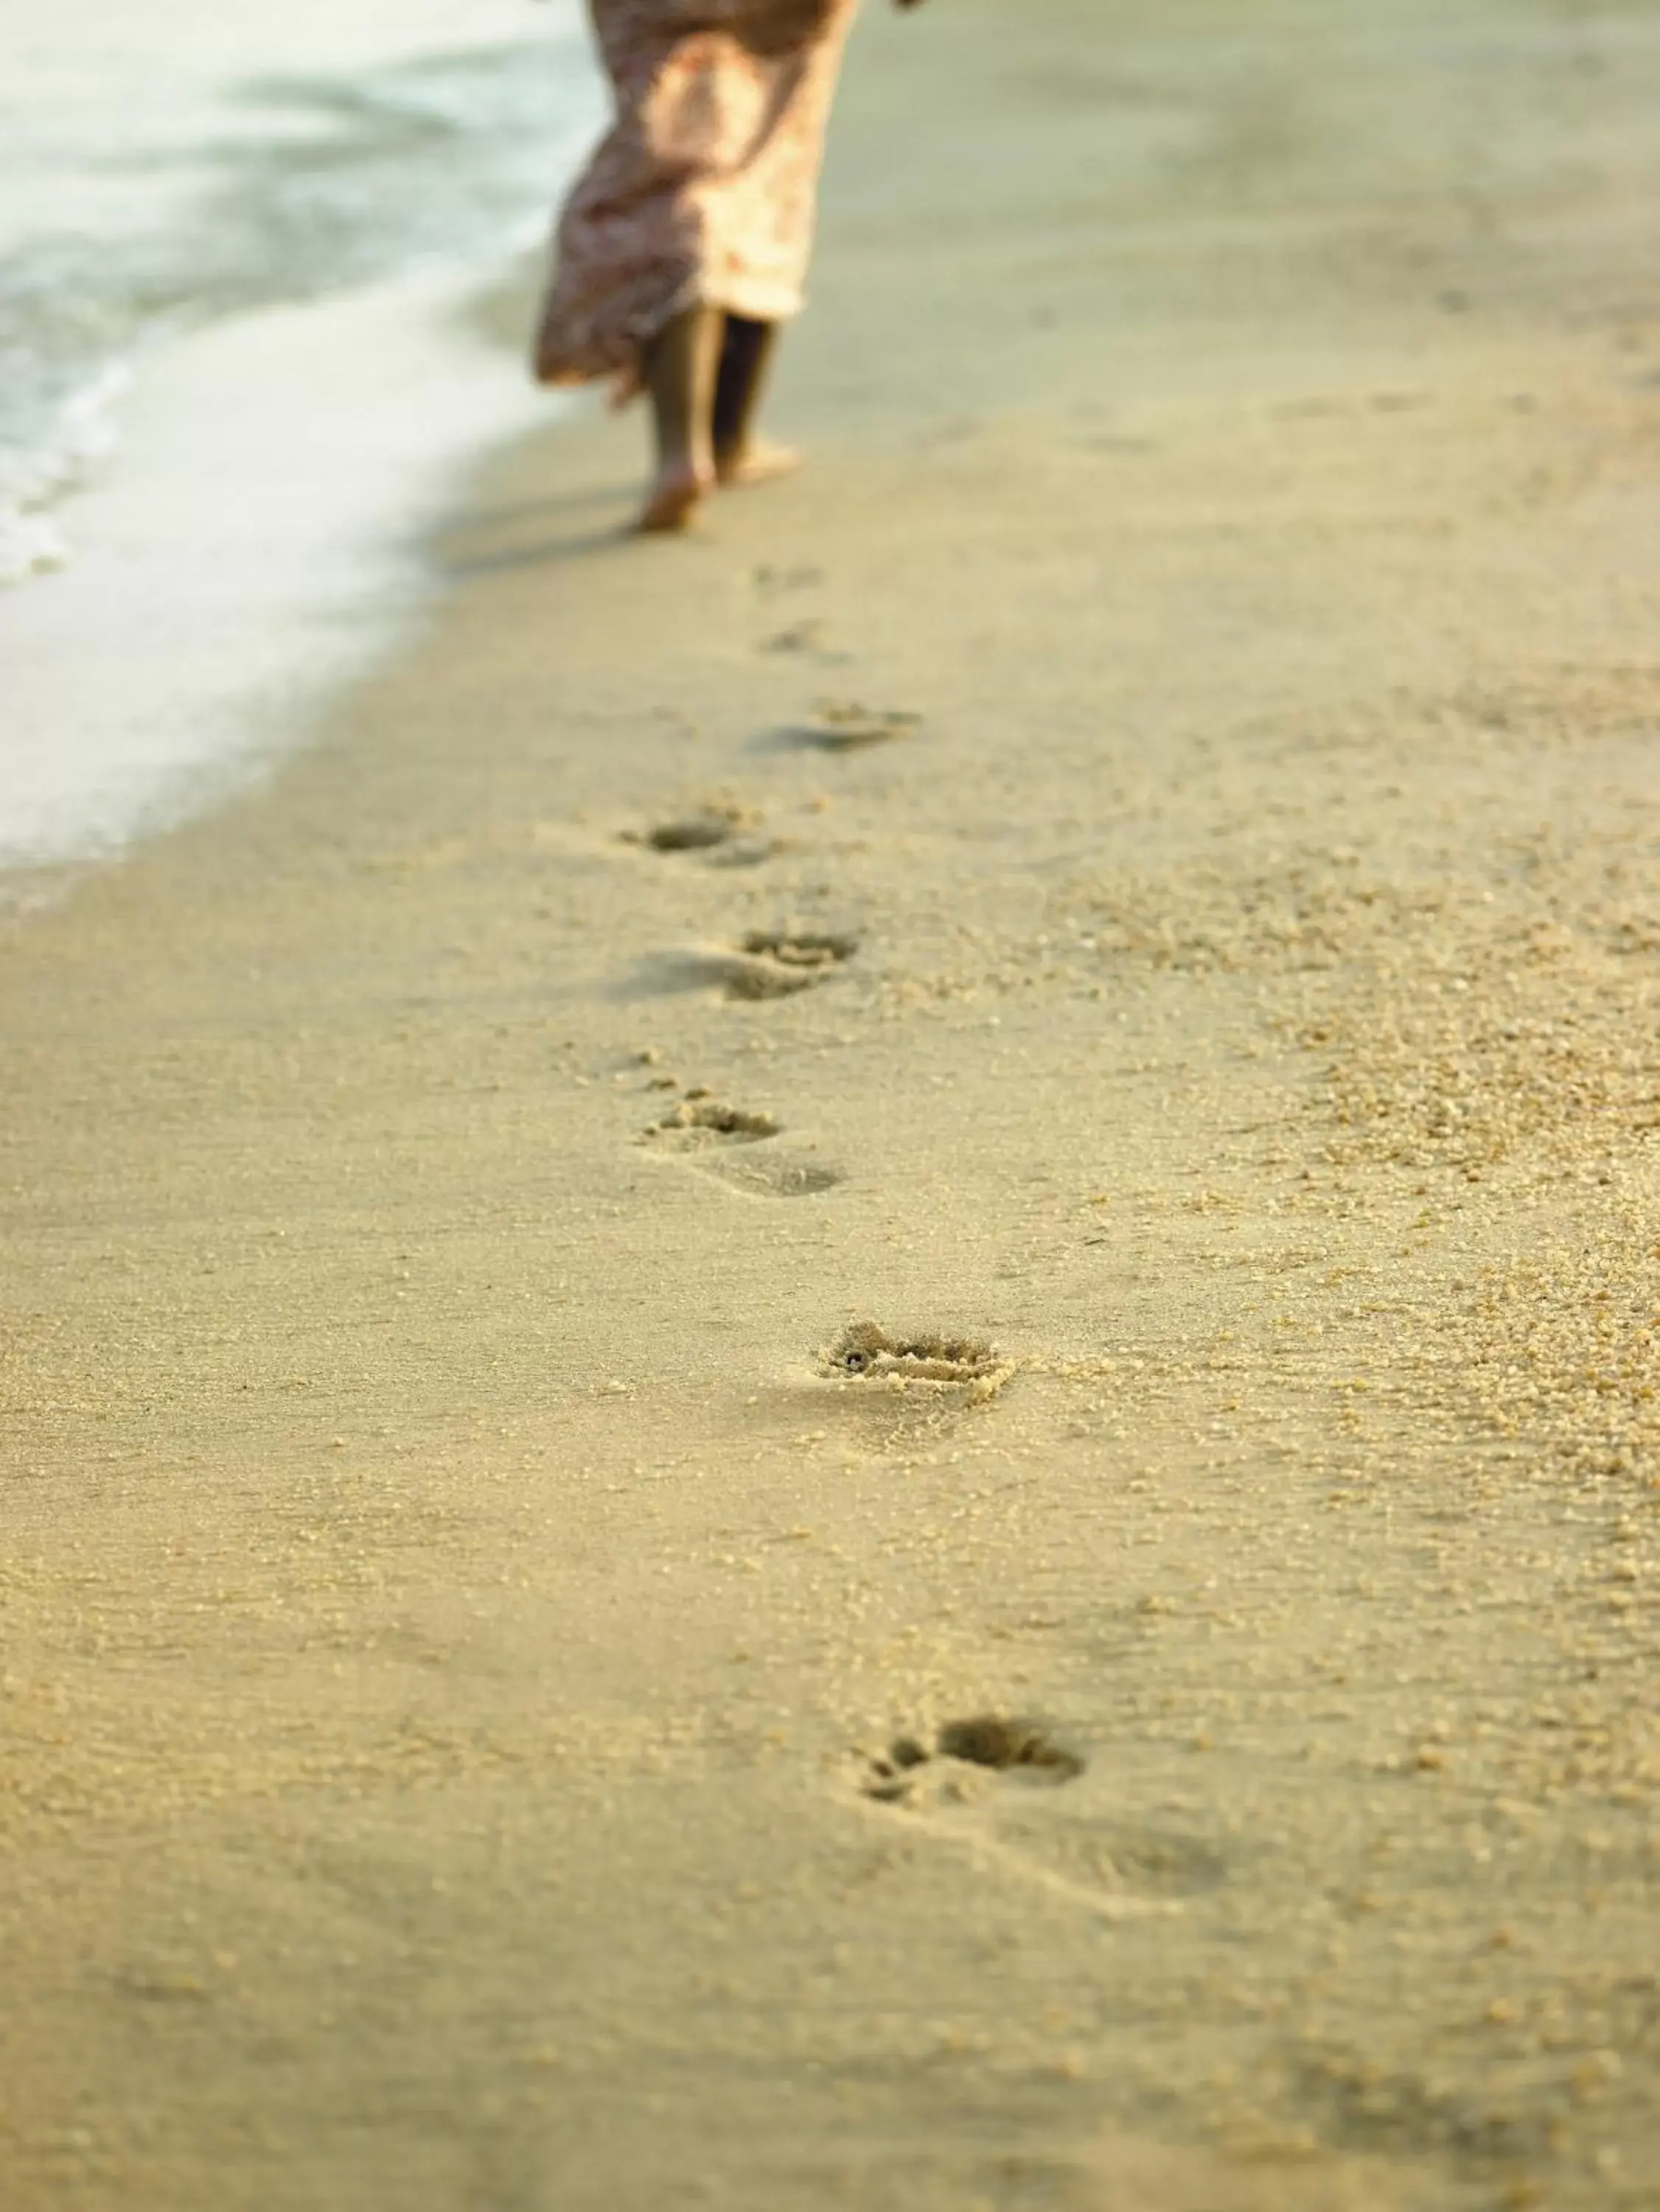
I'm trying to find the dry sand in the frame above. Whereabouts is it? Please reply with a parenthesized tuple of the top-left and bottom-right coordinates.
(4, 2, 1659, 2206)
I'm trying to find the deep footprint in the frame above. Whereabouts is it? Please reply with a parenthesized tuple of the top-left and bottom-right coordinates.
(719, 930, 858, 1000)
(639, 1094, 781, 1149)
(646, 813, 740, 852)
(623, 804, 772, 862)
(863, 1714, 1084, 1804)
(820, 1322, 1008, 1388)
(743, 928, 857, 969)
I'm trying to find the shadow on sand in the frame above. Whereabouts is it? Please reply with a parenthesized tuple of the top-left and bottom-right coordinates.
(429, 483, 641, 578)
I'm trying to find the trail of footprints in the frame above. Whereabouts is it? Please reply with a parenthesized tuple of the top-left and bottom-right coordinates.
(622, 673, 892, 1194)
(613, 638, 1173, 1918)
(627, 812, 860, 998)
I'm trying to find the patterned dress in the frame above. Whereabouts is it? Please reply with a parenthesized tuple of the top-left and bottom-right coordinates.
(534, 0, 861, 389)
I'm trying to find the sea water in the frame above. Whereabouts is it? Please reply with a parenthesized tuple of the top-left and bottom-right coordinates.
(0, 0, 604, 880)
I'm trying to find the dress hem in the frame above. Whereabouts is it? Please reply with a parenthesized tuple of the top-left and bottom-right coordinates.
(533, 279, 808, 392)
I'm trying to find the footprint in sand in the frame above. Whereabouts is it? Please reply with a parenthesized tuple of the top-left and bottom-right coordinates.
(786, 701, 922, 752)
(762, 618, 830, 655)
(638, 1093, 844, 1200)
(819, 1321, 1016, 1399)
(640, 1093, 781, 1147)
(707, 1154, 844, 1197)
(753, 562, 823, 596)
(621, 806, 775, 867)
(712, 928, 859, 1000)
(854, 1716, 1207, 1922)
(862, 1715, 1084, 1802)
(640, 929, 857, 1001)
(742, 927, 855, 973)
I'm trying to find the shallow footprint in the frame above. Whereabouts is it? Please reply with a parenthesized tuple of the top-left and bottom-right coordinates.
(789, 701, 921, 751)
(702, 1152, 844, 1200)
(855, 1717, 1191, 1921)
(762, 619, 829, 655)
(638, 1094, 843, 1199)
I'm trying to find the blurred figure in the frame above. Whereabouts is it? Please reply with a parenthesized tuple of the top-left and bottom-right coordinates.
(534, 0, 927, 532)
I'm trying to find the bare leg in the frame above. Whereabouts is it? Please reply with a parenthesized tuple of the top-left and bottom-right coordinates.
(638, 305, 722, 532)
(713, 315, 802, 489)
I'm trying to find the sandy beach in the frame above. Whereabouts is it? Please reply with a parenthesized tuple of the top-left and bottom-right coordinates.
(4, 2, 1659, 2206)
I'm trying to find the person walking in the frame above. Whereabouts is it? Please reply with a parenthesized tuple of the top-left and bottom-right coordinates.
(534, 0, 927, 532)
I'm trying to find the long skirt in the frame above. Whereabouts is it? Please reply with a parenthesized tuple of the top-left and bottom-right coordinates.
(534, 0, 860, 390)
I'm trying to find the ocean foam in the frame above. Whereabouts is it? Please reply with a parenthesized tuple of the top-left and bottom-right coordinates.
(1, 1, 599, 588)
(0, 0, 602, 878)
(0, 268, 580, 874)
(1, 365, 129, 586)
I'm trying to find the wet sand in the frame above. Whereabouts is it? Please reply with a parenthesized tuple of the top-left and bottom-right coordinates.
(3, 2, 1659, 2207)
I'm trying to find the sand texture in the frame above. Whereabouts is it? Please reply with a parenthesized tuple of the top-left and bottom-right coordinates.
(4, 2, 1660, 2206)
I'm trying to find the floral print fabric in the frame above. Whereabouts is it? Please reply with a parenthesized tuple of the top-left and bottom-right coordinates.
(534, 0, 860, 388)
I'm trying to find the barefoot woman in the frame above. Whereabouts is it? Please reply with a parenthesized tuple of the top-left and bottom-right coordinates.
(534, 0, 926, 532)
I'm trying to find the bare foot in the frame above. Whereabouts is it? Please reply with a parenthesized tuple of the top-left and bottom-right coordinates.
(715, 440, 803, 490)
(636, 461, 711, 534)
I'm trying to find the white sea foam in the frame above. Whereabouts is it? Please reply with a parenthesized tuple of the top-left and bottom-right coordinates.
(1, 364, 130, 585)
(0, 270, 582, 876)
(0, 0, 604, 877)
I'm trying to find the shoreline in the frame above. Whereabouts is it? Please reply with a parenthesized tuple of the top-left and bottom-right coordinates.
(1, 0, 601, 866)
(0, 263, 573, 886)
(0, 0, 596, 580)
(4, 3, 1659, 2206)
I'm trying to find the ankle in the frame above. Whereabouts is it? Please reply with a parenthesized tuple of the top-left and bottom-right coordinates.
(658, 453, 714, 492)
(660, 437, 714, 479)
